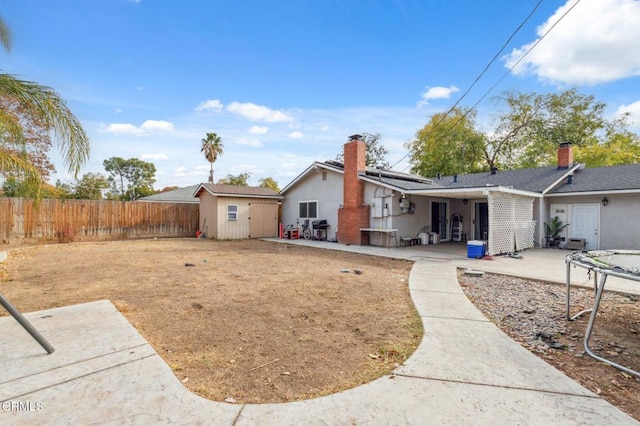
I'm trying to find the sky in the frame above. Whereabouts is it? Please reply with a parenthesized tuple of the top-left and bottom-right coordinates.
(1, 0, 639, 190)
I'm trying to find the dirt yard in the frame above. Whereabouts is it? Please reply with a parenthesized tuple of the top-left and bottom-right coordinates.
(459, 270, 640, 421)
(0, 239, 420, 404)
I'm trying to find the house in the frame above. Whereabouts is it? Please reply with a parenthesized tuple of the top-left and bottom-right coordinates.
(194, 183, 283, 239)
(281, 135, 640, 254)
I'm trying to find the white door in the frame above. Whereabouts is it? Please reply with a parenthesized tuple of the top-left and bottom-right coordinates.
(571, 204, 599, 250)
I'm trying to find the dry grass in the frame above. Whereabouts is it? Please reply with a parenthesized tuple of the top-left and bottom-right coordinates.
(0, 238, 421, 403)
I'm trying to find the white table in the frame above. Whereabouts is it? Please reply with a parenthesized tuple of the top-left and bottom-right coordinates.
(360, 228, 399, 247)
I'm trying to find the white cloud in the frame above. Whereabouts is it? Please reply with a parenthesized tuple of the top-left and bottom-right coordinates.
(617, 100, 640, 127)
(235, 138, 263, 148)
(141, 120, 174, 132)
(103, 123, 144, 136)
(175, 166, 188, 173)
(103, 120, 174, 136)
(248, 126, 268, 134)
(417, 85, 459, 107)
(288, 131, 304, 139)
(136, 85, 144, 91)
(115, 108, 122, 114)
(140, 153, 170, 161)
(227, 102, 293, 122)
(195, 99, 224, 112)
(504, 0, 640, 85)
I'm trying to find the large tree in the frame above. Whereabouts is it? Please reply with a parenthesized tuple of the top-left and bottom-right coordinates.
(407, 108, 486, 177)
(408, 89, 639, 175)
(0, 17, 90, 194)
(258, 176, 279, 192)
(218, 172, 250, 186)
(336, 132, 390, 169)
(201, 132, 223, 183)
(103, 157, 156, 200)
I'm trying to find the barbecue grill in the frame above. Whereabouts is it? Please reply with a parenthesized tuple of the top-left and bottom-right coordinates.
(312, 220, 329, 240)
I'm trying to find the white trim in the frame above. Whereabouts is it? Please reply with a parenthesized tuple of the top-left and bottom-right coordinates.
(298, 200, 319, 219)
(227, 204, 238, 221)
(546, 188, 640, 197)
(280, 162, 343, 194)
(541, 163, 582, 195)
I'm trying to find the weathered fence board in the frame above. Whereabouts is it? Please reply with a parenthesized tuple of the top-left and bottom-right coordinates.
(0, 198, 199, 242)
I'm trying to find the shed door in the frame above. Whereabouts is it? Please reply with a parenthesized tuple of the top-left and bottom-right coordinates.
(249, 202, 278, 238)
(571, 204, 599, 250)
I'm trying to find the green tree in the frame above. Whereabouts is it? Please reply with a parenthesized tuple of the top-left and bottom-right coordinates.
(487, 89, 611, 169)
(218, 172, 250, 186)
(0, 16, 90, 195)
(407, 89, 639, 175)
(407, 108, 486, 177)
(336, 132, 390, 169)
(103, 157, 156, 200)
(201, 132, 223, 183)
(71, 172, 110, 200)
(574, 129, 640, 167)
(258, 176, 280, 192)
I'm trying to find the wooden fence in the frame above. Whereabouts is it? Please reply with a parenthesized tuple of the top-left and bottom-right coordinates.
(0, 198, 199, 242)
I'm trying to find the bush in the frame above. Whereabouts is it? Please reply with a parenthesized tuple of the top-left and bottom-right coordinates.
(56, 226, 77, 243)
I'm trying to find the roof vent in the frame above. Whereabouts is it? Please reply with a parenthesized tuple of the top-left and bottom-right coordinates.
(436, 173, 441, 180)
(453, 174, 458, 183)
(567, 175, 574, 185)
(348, 134, 362, 141)
(490, 167, 498, 175)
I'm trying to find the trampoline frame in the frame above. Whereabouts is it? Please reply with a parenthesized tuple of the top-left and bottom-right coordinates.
(565, 251, 640, 378)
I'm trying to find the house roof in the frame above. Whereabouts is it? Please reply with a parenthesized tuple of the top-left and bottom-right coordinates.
(138, 184, 200, 203)
(194, 183, 283, 199)
(280, 161, 344, 194)
(282, 157, 640, 200)
(548, 163, 640, 194)
(423, 165, 580, 193)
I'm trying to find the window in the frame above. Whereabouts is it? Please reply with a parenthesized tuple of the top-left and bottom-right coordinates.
(322, 171, 327, 181)
(298, 201, 317, 218)
(227, 205, 238, 221)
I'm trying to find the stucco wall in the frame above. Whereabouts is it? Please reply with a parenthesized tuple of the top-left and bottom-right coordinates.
(546, 193, 640, 250)
(281, 168, 343, 240)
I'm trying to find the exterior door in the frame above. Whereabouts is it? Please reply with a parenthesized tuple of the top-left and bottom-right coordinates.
(571, 204, 599, 250)
(473, 202, 489, 240)
(431, 201, 448, 240)
(248, 202, 278, 238)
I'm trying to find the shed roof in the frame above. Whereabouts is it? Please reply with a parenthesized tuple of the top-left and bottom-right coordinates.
(194, 183, 283, 199)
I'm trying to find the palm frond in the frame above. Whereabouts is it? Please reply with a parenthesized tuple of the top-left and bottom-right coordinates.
(0, 74, 90, 177)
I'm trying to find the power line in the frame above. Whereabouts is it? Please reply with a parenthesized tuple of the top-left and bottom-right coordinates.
(398, 0, 582, 173)
(388, 0, 564, 172)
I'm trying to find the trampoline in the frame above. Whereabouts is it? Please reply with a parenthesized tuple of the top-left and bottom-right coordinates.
(565, 250, 640, 378)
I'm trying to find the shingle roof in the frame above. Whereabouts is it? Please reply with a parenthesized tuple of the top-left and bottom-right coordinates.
(550, 163, 640, 193)
(195, 183, 283, 198)
(428, 166, 576, 193)
(138, 185, 200, 203)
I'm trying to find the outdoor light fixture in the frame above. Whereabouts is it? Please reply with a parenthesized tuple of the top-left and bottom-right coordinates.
(602, 197, 609, 206)
(463, 199, 468, 205)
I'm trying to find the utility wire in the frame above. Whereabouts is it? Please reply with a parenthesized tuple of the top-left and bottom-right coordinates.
(398, 0, 582, 173)
(388, 0, 571, 172)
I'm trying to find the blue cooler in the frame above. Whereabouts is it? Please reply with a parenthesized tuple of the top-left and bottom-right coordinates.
(467, 240, 485, 258)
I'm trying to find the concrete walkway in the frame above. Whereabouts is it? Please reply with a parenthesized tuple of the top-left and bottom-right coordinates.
(1, 242, 638, 425)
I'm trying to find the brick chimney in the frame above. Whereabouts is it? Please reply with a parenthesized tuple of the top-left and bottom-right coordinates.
(558, 142, 573, 169)
(338, 134, 370, 245)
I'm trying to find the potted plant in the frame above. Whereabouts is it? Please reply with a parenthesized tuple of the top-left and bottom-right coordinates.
(544, 216, 569, 248)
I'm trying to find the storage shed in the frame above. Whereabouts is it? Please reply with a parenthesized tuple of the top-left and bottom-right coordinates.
(193, 183, 283, 239)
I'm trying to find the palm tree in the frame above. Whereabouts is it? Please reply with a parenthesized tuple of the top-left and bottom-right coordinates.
(200, 132, 223, 183)
(0, 17, 90, 191)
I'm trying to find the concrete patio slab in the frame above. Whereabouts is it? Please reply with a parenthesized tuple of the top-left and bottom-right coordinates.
(237, 375, 632, 426)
